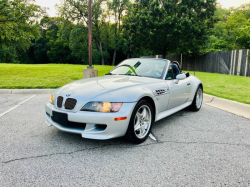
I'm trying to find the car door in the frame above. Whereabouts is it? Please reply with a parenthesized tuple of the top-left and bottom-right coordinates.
(165, 63, 191, 110)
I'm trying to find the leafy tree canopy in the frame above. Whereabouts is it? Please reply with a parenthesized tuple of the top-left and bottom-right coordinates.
(122, 0, 216, 57)
(1, 0, 250, 64)
(0, 0, 46, 43)
(0, 0, 46, 63)
(207, 2, 250, 52)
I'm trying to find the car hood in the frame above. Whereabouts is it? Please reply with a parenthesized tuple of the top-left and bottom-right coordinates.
(55, 75, 158, 102)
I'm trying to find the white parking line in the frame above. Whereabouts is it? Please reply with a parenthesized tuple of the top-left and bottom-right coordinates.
(0, 95, 36, 118)
(149, 133, 157, 141)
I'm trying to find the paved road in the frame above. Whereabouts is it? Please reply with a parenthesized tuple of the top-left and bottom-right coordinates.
(0, 94, 250, 187)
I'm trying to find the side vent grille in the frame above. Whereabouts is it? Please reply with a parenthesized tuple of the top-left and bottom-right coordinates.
(153, 88, 169, 96)
(155, 89, 166, 95)
(57, 96, 63, 108)
(65, 98, 77, 110)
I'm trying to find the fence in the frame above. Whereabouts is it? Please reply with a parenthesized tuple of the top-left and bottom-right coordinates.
(165, 49, 250, 77)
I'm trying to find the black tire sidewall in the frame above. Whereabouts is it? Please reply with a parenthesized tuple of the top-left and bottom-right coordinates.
(126, 100, 154, 144)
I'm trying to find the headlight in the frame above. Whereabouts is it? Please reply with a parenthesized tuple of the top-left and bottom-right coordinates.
(81, 102, 123, 113)
(49, 94, 55, 105)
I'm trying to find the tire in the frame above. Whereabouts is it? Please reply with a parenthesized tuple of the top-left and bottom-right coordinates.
(189, 86, 203, 111)
(126, 100, 154, 144)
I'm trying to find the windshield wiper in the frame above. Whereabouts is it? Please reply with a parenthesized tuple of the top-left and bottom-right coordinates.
(105, 72, 113, 75)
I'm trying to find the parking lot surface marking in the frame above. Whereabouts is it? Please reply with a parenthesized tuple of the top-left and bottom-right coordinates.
(0, 95, 36, 118)
(149, 133, 157, 141)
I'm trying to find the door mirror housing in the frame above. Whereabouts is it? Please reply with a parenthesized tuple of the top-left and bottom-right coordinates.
(185, 72, 190, 77)
(175, 74, 186, 84)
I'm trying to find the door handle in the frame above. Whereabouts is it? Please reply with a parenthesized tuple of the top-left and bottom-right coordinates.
(187, 83, 191, 86)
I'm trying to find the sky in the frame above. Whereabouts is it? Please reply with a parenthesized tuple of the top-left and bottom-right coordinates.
(217, 0, 250, 8)
(35, 0, 250, 17)
(35, 0, 60, 17)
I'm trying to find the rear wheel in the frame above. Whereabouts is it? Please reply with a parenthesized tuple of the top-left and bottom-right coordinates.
(189, 86, 203, 111)
(126, 100, 153, 144)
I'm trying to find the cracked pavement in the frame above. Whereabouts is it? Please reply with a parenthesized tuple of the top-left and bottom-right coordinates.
(0, 94, 250, 186)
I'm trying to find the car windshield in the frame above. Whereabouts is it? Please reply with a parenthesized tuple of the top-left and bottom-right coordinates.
(110, 59, 167, 79)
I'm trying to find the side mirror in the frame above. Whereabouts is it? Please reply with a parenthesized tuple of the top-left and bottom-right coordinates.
(185, 72, 190, 78)
(174, 74, 186, 84)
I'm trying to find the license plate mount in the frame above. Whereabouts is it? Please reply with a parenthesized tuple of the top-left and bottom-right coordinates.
(51, 111, 68, 126)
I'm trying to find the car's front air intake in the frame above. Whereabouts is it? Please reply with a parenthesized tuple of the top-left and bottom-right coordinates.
(65, 98, 77, 110)
(57, 96, 63, 108)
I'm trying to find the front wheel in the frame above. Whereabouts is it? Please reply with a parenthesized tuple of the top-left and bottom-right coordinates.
(126, 100, 153, 144)
(189, 86, 203, 111)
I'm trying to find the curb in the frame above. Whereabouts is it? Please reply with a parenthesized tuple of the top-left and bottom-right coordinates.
(203, 93, 250, 120)
(0, 89, 56, 94)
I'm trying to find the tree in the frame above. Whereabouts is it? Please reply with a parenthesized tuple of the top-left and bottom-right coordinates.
(122, 0, 216, 57)
(32, 17, 61, 64)
(0, 0, 46, 63)
(57, 0, 107, 65)
(207, 3, 250, 52)
(108, 0, 130, 65)
(69, 24, 89, 64)
(32, 37, 48, 64)
(46, 20, 74, 63)
(225, 7, 250, 49)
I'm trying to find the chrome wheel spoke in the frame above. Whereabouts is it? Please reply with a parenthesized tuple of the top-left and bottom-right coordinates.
(136, 112, 142, 119)
(139, 128, 143, 135)
(134, 122, 141, 131)
(141, 108, 147, 119)
(141, 123, 146, 132)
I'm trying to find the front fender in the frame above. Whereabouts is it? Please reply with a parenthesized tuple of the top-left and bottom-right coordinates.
(188, 75, 203, 102)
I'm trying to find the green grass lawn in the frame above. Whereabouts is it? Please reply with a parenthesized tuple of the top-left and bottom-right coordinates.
(0, 64, 249, 104)
(0, 64, 114, 89)
(187, 71, 250, 105)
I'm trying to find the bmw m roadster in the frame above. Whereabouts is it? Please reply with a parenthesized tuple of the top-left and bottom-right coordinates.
(45, 58, 203, 143)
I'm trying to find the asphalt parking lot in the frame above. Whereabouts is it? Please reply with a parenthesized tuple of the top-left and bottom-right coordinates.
(0, 94, 250, 186)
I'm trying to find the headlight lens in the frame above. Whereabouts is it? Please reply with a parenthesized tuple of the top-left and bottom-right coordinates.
(49, 94, 55, 105)
(81, 102, 123, 113)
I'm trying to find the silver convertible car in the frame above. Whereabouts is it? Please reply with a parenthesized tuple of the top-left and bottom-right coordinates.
(45, 58, 203, 143)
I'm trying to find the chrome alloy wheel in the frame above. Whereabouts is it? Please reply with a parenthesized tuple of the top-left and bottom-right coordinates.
(134, 105, 152, 139)
(196, 88, 203, 109)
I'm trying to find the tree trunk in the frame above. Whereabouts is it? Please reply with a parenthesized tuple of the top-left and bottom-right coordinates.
(162, 45, 168, 59)
(99, 42, 105, 65)
(96, 40, 105, 65)
(180, 53, 182, 68)
(93, 21, 105, 65)
(194, 56, 196, 76)
(112, 49, 116, 66)
(162, 51, 167, 59)
(127, 52, 130, 59)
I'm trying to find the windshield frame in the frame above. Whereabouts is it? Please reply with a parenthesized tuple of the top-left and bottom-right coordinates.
(109, 58, 170, 80)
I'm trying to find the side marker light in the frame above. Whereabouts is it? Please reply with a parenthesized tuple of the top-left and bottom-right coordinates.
(114, 117, 127, 121)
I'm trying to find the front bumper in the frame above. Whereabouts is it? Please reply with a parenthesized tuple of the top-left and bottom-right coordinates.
(45, 102, 136, 140)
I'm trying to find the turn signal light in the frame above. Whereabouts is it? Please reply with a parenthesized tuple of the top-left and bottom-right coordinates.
(49, 94, 55, 105)
(114, 117, 127, 121)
